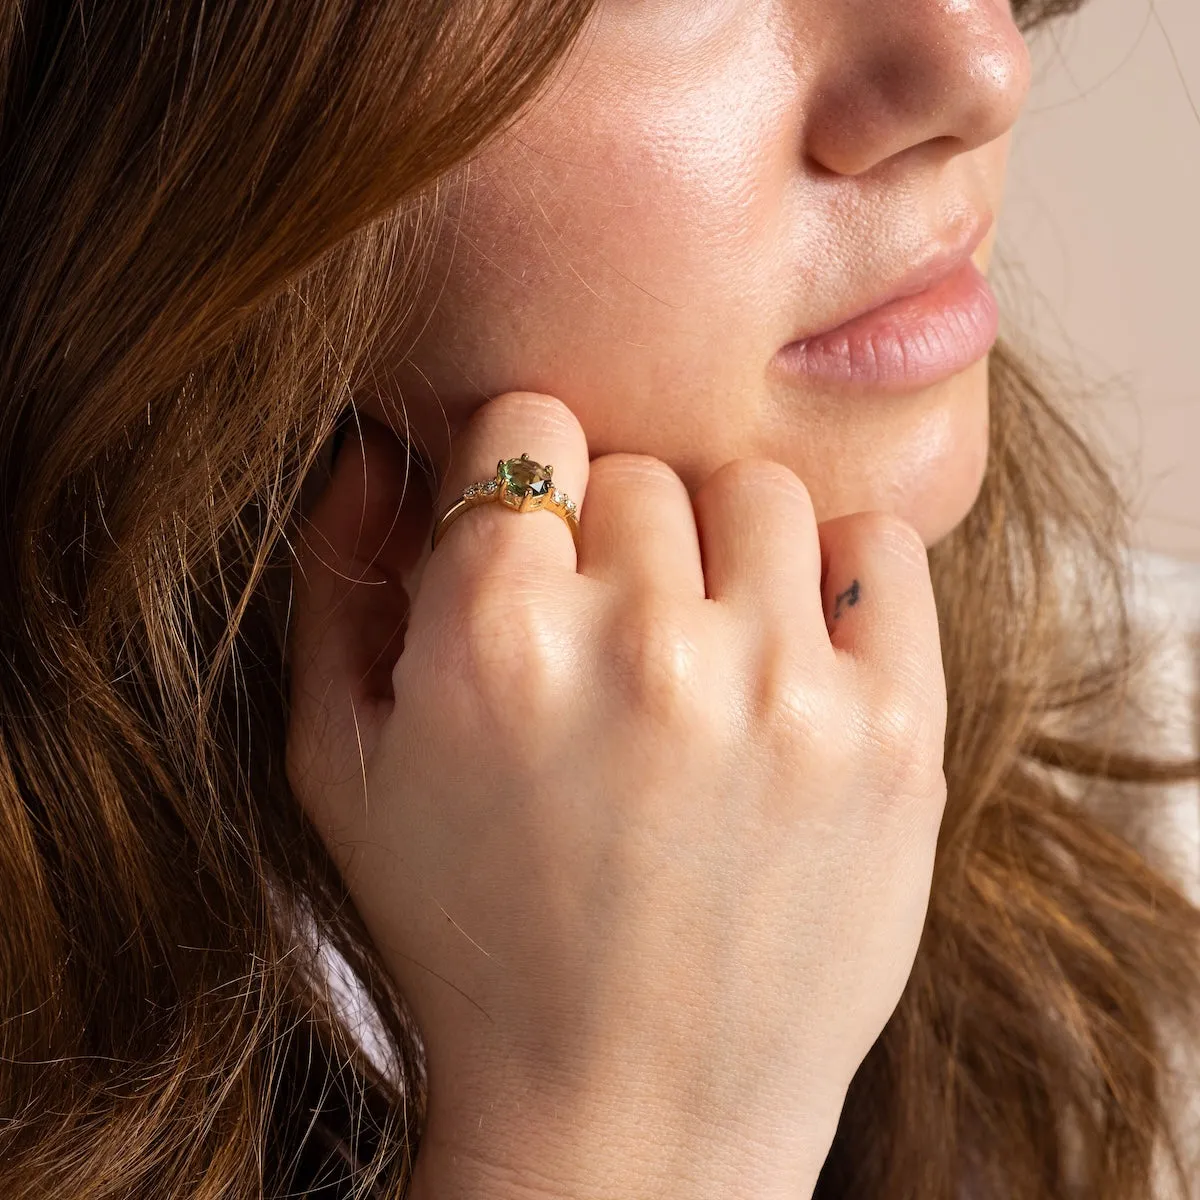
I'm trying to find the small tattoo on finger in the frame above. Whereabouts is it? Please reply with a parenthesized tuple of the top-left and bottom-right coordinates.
(833, 579, 861, 620)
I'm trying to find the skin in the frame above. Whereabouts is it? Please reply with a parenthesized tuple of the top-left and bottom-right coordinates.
(290, 5, 1031, 1188)
(362, 0, 1031, 571)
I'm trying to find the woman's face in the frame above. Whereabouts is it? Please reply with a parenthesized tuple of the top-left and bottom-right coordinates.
(372, 0, 1030, 549)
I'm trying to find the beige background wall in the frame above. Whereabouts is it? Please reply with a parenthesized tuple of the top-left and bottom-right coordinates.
(997, 0, 1199, 562)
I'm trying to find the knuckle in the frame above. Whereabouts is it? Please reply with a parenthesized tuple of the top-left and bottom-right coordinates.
(704, 457, 815, 511)
(850, 510, 929, 568)
(485, 389, 578, 433)
(750, 646, 855, 801)
(429, 573, 564, 719)
(805, 689, 858, 772)
(751, 639, 823, 737)
(589, 453, 685, 496)
(874, 692, 925, 758)
(862, 682, 942, 798)
(606, 595, 707, 727)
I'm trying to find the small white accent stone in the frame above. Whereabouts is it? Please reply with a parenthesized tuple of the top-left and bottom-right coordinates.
(482, 480, 497, 494)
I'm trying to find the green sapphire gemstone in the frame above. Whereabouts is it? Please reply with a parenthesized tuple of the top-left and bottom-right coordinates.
(497, 454, 553, 506)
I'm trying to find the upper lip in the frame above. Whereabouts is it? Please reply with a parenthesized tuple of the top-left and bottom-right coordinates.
(790, 211, 994, 344)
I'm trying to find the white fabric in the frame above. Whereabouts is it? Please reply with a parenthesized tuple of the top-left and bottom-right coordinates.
(1035, 546, 1200, 1197)
(1122, 550, 1200, 1198)
(1120, 548, 1200, 894)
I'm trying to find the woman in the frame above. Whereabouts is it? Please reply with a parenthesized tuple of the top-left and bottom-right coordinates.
(2, 0, 1198, 1196)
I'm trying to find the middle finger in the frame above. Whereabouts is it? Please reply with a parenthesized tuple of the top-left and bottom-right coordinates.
(576, 453, 706, 599)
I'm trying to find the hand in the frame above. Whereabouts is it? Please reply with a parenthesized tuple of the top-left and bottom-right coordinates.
(286, 392, 949, 1199)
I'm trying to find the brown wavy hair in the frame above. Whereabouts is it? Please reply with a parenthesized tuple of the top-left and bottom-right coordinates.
(1, 1, 1197, 1196)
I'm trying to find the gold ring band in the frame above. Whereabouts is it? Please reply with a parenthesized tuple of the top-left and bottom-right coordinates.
(431, 453, 581, 553)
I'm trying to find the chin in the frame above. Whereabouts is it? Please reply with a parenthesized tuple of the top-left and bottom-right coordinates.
(916, 473, 987, 548)
(916, 381, 991, 547)
(865, 357, 992, 549)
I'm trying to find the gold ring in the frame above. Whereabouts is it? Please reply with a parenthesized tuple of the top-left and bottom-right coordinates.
(431, 453, 581, 553)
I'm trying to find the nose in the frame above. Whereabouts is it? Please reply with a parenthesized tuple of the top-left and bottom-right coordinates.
(802, 0, 1031, 176)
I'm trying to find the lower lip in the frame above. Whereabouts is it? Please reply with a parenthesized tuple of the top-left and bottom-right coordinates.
(773, 259, 1000, 393)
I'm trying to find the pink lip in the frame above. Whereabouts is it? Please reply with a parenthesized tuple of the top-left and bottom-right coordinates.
(773, 257, 1000, 393)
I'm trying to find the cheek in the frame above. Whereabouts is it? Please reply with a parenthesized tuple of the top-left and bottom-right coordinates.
(463, 134, 768, 324)
(496, 6, 791, 294)
(382, 16, 1007, 550)
(385, 161, 754, 447)
(410, 51, 794, 384)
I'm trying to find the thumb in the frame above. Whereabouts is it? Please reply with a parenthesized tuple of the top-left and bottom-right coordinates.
(286, 413, 433, 816)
